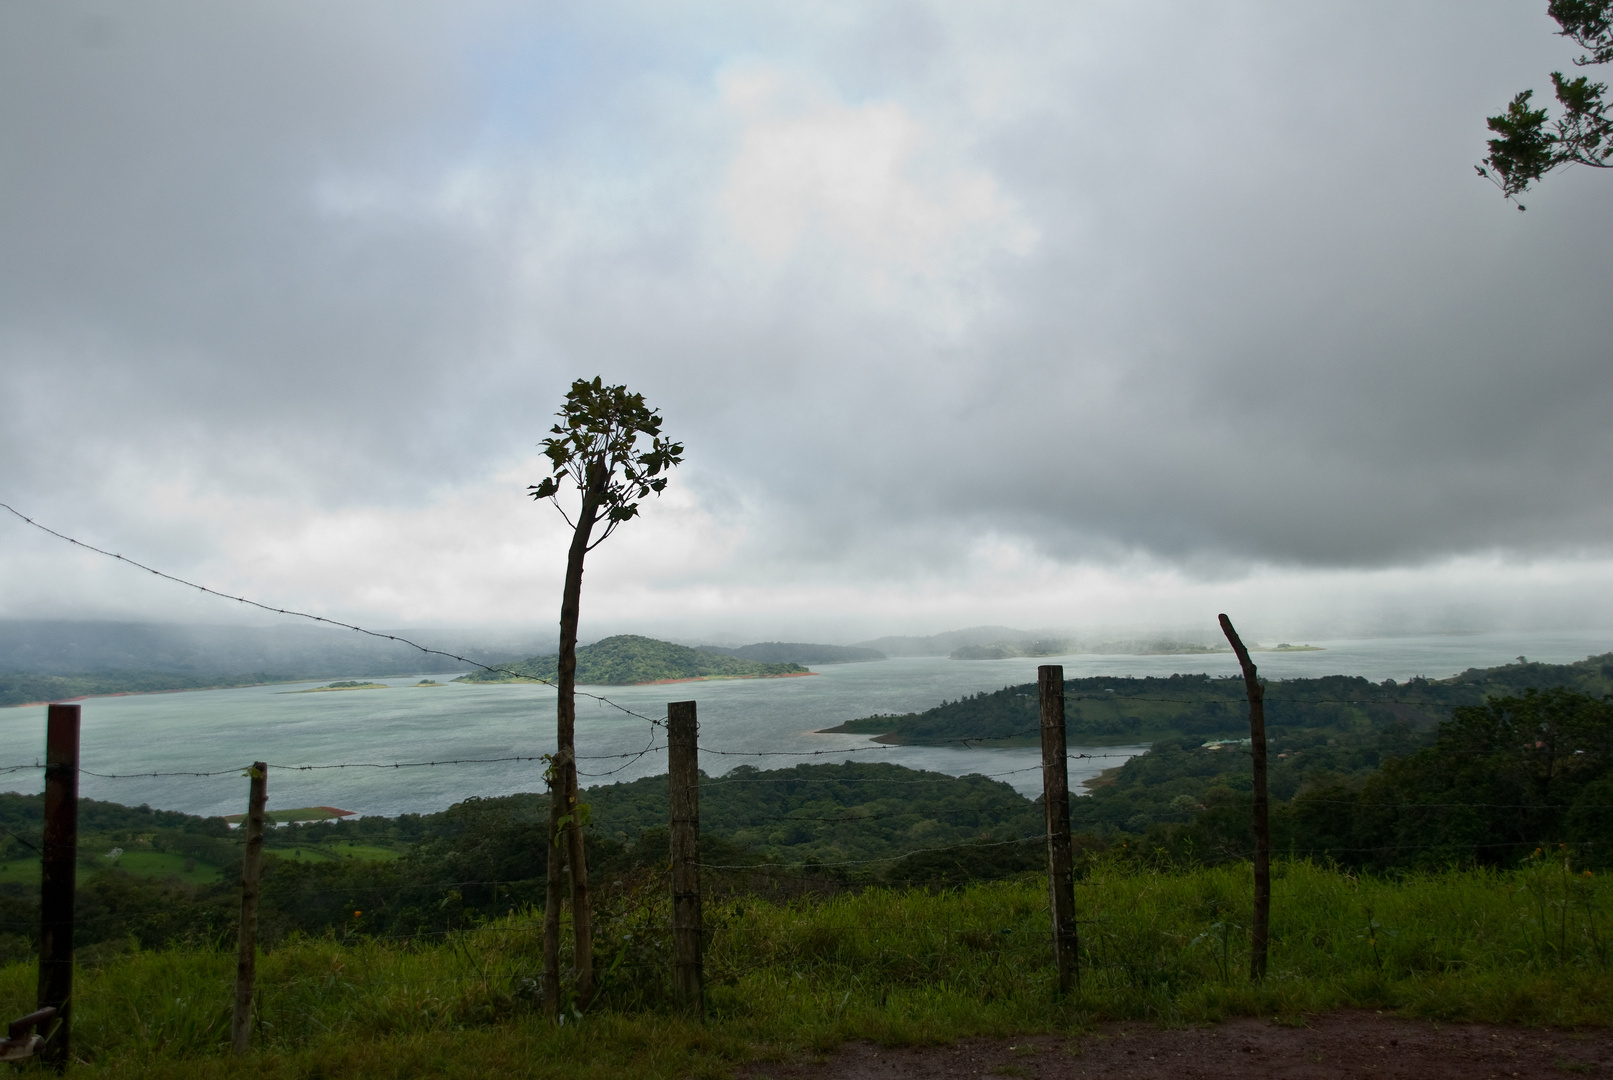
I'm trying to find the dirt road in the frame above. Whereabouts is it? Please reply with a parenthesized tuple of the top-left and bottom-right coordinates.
(740, 1011, 1610, 1078)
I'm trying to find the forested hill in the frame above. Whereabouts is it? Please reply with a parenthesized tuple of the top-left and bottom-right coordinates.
(0, 762, 1038, 951)
(822, 652, 1613, 746)
(457, 634, 807, 685)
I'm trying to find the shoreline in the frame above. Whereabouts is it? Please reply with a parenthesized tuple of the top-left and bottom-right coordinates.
(631, 671, 818, 686)
(5, 680, 306, 709)
(5, 669, 819, 709)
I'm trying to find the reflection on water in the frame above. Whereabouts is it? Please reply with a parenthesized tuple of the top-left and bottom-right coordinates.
(0, 629, 1606, 818)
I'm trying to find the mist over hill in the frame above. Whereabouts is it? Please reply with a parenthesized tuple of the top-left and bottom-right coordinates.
(0, 619, 551, 679)
(852, 626, 1227, 659)
(698, 641, 885, 665)
(850, 626, 1033, 657)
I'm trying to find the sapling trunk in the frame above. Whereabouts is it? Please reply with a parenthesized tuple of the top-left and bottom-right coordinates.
(546, 466, 603, 1006)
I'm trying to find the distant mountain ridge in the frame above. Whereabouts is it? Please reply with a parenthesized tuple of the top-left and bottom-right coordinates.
(851, 625, 1228, 659)
(698, 641, 885, 665)
(457, 635, 807, 686)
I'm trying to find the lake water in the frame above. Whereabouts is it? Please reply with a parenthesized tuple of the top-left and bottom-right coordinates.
(0, 629, 1607, 819)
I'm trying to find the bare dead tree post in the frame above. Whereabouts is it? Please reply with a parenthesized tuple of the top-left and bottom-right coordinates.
(36, 703, 79, 1072)
(667, 700, 704, 1016)
(232, 762, 268, 1054)
(1218, 613, 1269, 981)
(1039, 665, 1079, 995)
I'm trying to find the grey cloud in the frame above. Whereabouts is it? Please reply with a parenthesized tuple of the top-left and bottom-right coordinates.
(2, 0, 1610, 621)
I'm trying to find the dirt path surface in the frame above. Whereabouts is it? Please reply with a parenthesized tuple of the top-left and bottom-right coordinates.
(739, 1012, 1612, 1078)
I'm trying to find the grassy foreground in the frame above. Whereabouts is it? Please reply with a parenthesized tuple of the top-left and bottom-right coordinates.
(6, 857, 1613, 1077)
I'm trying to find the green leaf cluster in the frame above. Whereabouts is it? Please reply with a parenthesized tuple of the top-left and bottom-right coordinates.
(527, 377, 684, 540)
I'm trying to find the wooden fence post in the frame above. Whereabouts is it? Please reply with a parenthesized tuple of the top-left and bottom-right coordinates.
(667, 701, 704, 1016)
(1039, 665, 1079, 995)
(232, 762, 268, 1054)
(36, 703, 79, 1072)
(1218, 614, 1269, 981)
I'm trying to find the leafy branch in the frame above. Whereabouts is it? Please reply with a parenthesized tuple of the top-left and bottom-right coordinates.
(1478, 0, 1613, 207)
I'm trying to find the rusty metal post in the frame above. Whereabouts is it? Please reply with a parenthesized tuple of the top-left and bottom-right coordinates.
(1039, 665, 1079, 995)
(232, 762, 268, 1053)
(1219, 614, 1269, 981)
(667, 701, 704, 1016)
(36, 704, 79, 1071)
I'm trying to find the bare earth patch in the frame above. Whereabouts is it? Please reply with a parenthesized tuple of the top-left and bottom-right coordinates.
(740, 1011, 1613, 1079)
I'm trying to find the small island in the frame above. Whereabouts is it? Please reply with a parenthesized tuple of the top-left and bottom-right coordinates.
(283, 681, 391, 694)
(225, 806, 356, 825)
(457, 634, 810, 686)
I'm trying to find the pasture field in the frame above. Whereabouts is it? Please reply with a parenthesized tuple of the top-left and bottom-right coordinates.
(5, 858, 1613, 1078)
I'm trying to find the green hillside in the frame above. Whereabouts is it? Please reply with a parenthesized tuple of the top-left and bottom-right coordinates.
(823, 652, 1613, 746)
(457, 634, 807, 685)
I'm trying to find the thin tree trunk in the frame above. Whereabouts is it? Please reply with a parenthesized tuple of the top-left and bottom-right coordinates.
(542, 755, 565, 1018)
(548, 464, 604, 1007)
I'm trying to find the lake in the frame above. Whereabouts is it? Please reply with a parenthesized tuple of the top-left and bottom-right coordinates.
(0, 628, 1607, 819)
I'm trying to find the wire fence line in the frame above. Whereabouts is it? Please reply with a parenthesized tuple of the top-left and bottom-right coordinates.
(0, 501, 670, 729)
(0, 737, 1556, 788)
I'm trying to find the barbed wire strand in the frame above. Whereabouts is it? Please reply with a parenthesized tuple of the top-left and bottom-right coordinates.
(0, 501, 668, 729)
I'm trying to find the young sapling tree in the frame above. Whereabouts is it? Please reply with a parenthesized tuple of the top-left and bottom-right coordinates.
(528, 377, 683, 1012)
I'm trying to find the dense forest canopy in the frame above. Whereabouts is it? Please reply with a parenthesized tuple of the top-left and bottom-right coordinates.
(826, 653, 1613, 746)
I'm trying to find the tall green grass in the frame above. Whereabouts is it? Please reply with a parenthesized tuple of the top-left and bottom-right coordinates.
(4, 856, 1612, 1077)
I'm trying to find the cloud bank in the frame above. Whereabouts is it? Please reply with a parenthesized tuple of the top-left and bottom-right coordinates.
(2, 1, 1610, 643)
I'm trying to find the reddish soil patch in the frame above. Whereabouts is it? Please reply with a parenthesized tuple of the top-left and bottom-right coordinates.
(739, 1012, 1612, 1079)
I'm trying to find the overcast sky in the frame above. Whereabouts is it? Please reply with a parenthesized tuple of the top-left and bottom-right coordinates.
(2, 1, 1611, 645)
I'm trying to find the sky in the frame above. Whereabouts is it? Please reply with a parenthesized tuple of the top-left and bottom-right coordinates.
(1, 1, 1611, 647)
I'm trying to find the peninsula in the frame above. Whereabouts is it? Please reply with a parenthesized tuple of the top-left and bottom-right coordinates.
(456, 634, 809, 686)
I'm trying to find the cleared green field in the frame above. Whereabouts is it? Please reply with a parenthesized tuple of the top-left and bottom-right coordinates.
(0, 851, 223, 885)
(268, 842, 401, 863)
(0, 857, 38, 885)
(105, 850, 224, 883)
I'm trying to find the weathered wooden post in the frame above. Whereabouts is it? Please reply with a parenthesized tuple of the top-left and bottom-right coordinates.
(1218, 614, 1269, 981)
(1039, 665, 1079, 994)
(37, 703, 79, 1072)
(232, 762, 268, 1054)
(667, 700, 704, 1016)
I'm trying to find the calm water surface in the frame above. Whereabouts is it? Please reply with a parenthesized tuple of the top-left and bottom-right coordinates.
(0, 629, 1607, 818)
